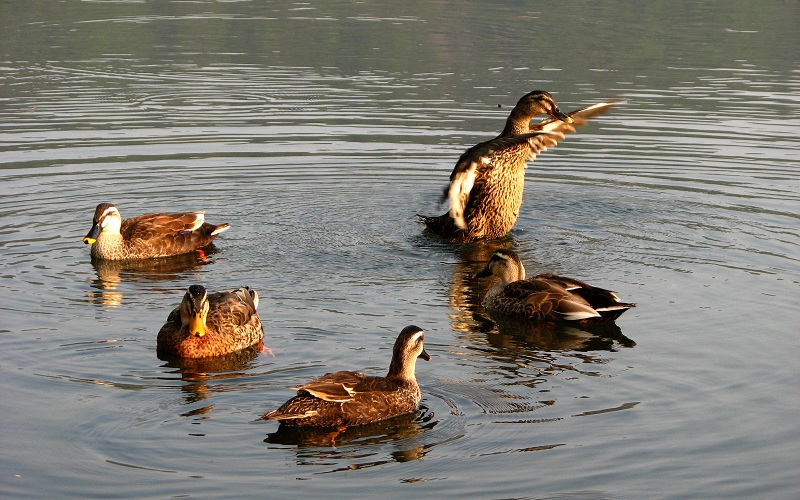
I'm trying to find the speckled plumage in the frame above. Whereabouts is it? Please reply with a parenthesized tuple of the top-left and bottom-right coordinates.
(262, 325, 430, 428)
(157, 285, 264, 359)
(476, 250, 635, 323)
(418, 91, 619, 243)
(83, 202, 230, 260)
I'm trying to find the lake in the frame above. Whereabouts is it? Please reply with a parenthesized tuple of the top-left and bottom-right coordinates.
(1, 1, 798, 498)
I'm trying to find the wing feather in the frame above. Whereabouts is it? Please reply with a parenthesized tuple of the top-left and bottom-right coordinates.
(523, 101, 622, 160)
(446, 132, 560, 229)
(122, 212, 205, 241)
(294, 371, 367, 402)
(441, 100, 621, 230)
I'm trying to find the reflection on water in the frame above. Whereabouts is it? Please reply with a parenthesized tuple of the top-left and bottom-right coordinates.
(157, 343, 264, 405)
(445, 238, 516, 335)
(487, 320, 635, 352)
(86, 248, 215, 306)
(265, 408, 435, 471)
(266, 408, 430, 446)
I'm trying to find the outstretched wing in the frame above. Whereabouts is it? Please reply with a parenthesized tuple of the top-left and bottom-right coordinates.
(524, 101, 621, 154)
(443, 100, 621, 230)
(446, 132, 562, 229)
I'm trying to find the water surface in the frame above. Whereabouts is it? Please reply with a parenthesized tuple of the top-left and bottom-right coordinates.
(1, 1, 799, 498)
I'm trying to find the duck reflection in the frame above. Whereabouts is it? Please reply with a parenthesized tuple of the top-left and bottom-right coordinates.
(158, 342, 263, 405)
(484, 317, 634, 352)
(265, 407, 435, 467)
(446, 240, 635, 352)
(86, 247, 215, 306)
(446, 239, 515, 334)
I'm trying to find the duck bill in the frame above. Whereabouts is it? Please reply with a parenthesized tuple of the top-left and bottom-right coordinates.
(474, 266, 493, 279)
(189, 314, 206, 337)
(83, 222, 101, 244)
(419, 348, 431, 361)
(552, 108, 573, 124)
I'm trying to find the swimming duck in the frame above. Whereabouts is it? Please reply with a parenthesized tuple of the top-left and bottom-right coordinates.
(418, 91, 618, 243)
(157, 285, 264, 358)
(475, 249, 635, 322)
(83, 202, 230, 260)
(262, 325, 430, 428)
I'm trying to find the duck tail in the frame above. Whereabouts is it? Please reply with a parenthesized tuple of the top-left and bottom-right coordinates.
(209, 223, 230, 236)
(594, 303, 636, 322)
(415, 213, 431, 226)
(415, 212, 451, 234)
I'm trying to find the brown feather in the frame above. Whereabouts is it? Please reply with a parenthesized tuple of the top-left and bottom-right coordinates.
(157, 285, 264, 359)
(419, 92, 620, 243)
(84, 203, 230, 260)
(476, 250, 635, 323)
(263, 326, 429, 428)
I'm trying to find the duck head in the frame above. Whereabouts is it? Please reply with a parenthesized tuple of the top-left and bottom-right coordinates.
(179, 285, 210, 337)
(388, 325, 430, 380)
(83, 203, 122, 244)
(516, 90, 573, 123)
(502, 90, 573, 135)
(474, 249, 527, 284)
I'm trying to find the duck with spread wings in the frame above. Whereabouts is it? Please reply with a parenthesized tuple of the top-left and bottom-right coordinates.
(418, 91, 619, 243)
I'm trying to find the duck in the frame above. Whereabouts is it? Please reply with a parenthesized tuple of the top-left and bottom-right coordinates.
(262, 325, 430, 428)
(157, 285, 264, 358)
(83, 202, 230, 260)
(475, 249, 635, 322)
(418, 91, 619, 243)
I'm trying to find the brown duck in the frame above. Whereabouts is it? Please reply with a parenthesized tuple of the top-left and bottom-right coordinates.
(418, 91, 618, 243)
(83, 202, 230, 260)
(476, 249, 635, 322)
(262, 325, 430, 428)
(157, 285, 264, 358)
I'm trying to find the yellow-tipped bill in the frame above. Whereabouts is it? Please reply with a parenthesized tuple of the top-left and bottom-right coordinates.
(189, 314, 206, 337)
(553, 108, 573, 124)
(83, 223, 101, 245)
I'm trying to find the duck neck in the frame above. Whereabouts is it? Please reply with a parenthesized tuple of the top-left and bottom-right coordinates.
(500, 110, 534, 136)
(498, 264, 525, 286)
(93, 232, 124, 257)
(387, 355, 416, 382)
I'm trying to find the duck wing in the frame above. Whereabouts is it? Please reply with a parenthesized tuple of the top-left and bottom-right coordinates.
(504, 278, 601, 321)
(519, 101, 621, 160)
(295, 372, 404, 403)
(534, 273, 619, 303)
(122, 211, 230, 255)
(531, 101, 619, 134)
(294, 371, 368, 402)
(536, 273, 636, 321)
(206, 287, 260, 331)
(445, 132, 564, 229)
(121, 212, 205, 241)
